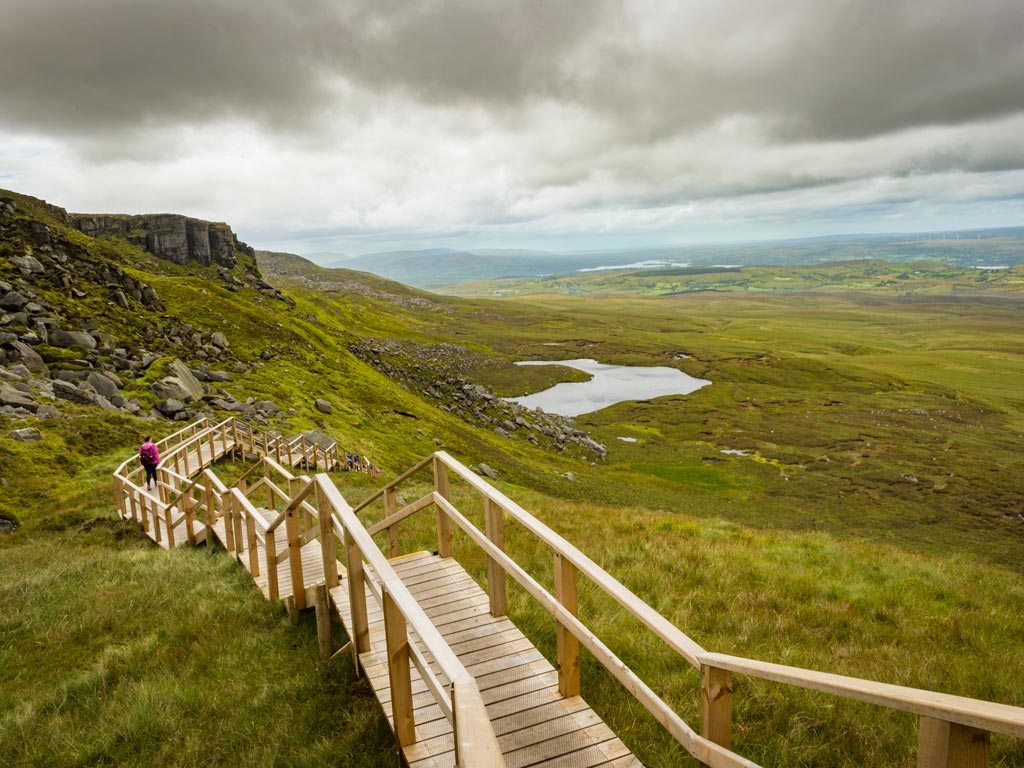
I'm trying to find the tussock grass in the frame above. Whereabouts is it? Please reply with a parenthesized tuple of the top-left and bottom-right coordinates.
(341, 473, 1024, 767)
(0, 519, 393, 767)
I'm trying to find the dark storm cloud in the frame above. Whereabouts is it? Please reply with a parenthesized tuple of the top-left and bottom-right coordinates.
(3, 0, 1022, 146)
(0, 0, 608, 139)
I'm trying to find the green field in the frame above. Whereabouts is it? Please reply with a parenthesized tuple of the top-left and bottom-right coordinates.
(3, 198, 1024, 766)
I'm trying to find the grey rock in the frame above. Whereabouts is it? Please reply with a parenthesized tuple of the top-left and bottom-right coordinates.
(8, 428, 41, 442)
(0, 386, 37, 411)
(11, 343, 48, 383)
(156, 398, 186, 416)
(210, 398, 247, 413)
(6, 365, 32, 380)
(477, 463, 499, 480)
(36, 404, 62, 419)
(253, 400, 281, 416)
(0, 292, 29, 311)
(564, 472, 576, 482)
(50, 329, 97, 350)
(86, 371, 120, 399)
(493, 427, 510, 439)
(210, 331, 228, 348)
(315, 398, 333, 414)
(10, 255, 45, 274)
(207, 370, 232, 383)
(51, 379, 97, 405)
(151, 358, 204, 403)
(500, 420, 517, 432)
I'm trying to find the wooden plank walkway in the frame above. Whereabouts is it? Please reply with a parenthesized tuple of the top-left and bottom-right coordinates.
(332, 551, 642, 768)
(210, 511, 341, 601)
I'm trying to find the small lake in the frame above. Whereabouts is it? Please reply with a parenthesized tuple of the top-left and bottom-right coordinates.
(507, 358, 711, 417)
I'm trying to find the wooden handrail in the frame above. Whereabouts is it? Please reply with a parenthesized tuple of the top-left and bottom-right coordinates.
(350, 454, 434, 514)
(433, 451, 707, 669)
(112, 420, 1024, 768)
(699, 653, 1024, 740)
(431, 492, 756, 768)
(229, 488, 270, 538)
(315, 476, 505, 767)
(266, 478, 316, 533)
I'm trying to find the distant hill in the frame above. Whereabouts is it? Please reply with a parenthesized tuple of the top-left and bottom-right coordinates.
(310, 227, 1024, 289)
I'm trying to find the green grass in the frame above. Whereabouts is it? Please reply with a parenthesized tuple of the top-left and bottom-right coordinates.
(3, 196, 1024, 765)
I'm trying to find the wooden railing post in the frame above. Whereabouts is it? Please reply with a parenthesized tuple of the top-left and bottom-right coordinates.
(432, 456, 453, 558)
(264, 460, 274, 511)
(384, 486, 400, 558)
(292, 477, 313, 534)
(918, 717, 990, 768)
(701, 664, 734, 755)
(314, 583, 333, 661)
(232, 420, 240, 459)
(150, 496, 161, 542)
(164, 502, 176, 549)
(316, 482, 339, 589)
(265, 526, 279, 601)
(344, 522, 371, 661)
(286, 502, 306, 610)
(383, 589, 416, 747)
(246, 515, 260, 577)
(223, 490, 235, 551)
(484, 498, 507, 617)
(184, 492, 197, 546)
(232, 494, 245, 559)
(205, 480, 217, 546)
(554, 552, 580, 697)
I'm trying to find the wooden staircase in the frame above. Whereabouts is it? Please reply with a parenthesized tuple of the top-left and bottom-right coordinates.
(112, 417, 1024, 768)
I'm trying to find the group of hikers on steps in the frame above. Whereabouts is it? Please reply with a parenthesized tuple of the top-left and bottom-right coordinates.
(136, 433, 380, 490)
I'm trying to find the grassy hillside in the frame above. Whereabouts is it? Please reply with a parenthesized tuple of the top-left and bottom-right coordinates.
(2, 196, 1023, 766)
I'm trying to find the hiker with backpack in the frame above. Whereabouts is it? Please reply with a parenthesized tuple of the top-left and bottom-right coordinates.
(139, 436, 160, 491)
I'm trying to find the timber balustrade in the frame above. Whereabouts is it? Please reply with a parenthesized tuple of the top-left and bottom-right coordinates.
(112, 421, 1024, 767)
(347, 450, 1024, 768)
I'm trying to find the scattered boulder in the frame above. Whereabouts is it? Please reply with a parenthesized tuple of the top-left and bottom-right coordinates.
(9, 255, 45, 274)
(7, 341, 48, 375)
(210, 331, 228, 348)
(51, 379, 98, 405)
(50, 329, 97, 350)
(8, 428, 41, 442)
(477, 463, 499, 480)
(253, 400, 281, 417)
(36, 404, 61, 419)
(0, 292, 29, 311)
(151, 358, 204, 402)
(315, 398, 333, 414)
(0, 386, 38, 412)
(85, 371, 120, 399)
(156, 398, 186, 417)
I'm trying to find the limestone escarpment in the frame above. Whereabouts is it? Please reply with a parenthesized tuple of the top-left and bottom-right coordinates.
(72, 213, 254, 268)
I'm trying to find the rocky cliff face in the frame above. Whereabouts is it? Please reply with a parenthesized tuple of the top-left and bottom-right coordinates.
(73, 213, 254, 268)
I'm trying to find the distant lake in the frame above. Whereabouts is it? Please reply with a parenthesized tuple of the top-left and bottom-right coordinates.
(507, 358, 711, 417)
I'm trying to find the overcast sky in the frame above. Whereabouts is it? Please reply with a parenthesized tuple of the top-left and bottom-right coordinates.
(2, 0, 1023, 258)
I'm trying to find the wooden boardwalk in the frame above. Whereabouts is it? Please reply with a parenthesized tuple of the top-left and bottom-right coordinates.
(113, 417, 1024, 768)
(333, 551, 641, 768)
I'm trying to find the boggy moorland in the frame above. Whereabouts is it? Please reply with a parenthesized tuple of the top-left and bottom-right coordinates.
(2, 192, 1023, 767)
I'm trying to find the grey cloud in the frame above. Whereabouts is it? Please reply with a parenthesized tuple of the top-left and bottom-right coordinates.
(3, 0, 1023, 148)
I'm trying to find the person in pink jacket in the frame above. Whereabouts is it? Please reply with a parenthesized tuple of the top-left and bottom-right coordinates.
(139, 436, 160, 491)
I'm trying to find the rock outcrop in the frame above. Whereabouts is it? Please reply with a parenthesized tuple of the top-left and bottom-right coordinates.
(348, 337, 607, 462)
(73, 214, 254, 269)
